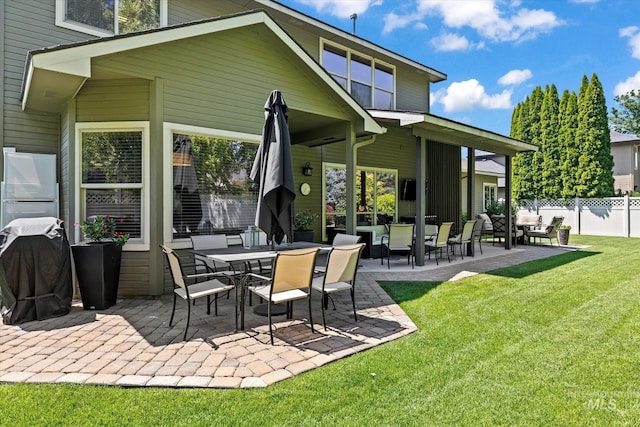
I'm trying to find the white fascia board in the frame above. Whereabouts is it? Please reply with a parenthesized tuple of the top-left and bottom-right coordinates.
(369, 110, 427, 126)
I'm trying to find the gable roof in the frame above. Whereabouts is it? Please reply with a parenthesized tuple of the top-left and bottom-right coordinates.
(252, 0, 446, 83)
(21, 9, 384, 137)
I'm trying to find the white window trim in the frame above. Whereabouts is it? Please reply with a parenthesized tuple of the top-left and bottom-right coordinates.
(55, 0, 168, 37)
(320, 39, 396, 110)
(75, 121, 150, 251)
(162, 122, 261, 249)
(483, 183, 497, 210)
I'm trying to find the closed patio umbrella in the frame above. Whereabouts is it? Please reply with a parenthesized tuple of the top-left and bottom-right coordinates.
(173, 134, 202, 236)
(250, 90, 295, 246)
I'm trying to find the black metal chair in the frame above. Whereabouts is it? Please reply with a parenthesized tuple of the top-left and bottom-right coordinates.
(161, 245, 234, 340)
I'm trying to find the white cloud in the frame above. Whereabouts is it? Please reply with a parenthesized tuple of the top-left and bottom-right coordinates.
(437, 79, 513, 112)
(431, 33, 471, 52)
(383, 0, 563, 44)
(294, 0, 380, 19)
(383, 12, 421, 34)
(498, 69, 533, 85)
(614, 71, 640, 96)
(620, 26, 640, 59)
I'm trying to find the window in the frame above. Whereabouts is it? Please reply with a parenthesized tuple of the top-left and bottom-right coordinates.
(77, 122, 149, 249)
(483, 183, 497, 211)
(56, 0, 167, 37)
(164, 125, 261, 243)
(321, 41, 395, 110)
(323, 163, 397, 239)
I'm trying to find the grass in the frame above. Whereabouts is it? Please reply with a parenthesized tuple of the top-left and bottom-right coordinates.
(1, 235, 639, 426)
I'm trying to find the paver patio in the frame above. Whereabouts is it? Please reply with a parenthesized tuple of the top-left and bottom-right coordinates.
(0, 243, 577, 388)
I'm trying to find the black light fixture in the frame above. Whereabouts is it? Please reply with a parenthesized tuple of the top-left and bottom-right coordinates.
(302, 162, 313, 176)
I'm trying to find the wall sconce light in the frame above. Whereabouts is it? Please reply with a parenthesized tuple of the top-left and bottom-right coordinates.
(302, 162, 313, 176)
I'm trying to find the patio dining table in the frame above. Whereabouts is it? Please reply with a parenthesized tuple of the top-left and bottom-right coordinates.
(191, 241, 332, 330)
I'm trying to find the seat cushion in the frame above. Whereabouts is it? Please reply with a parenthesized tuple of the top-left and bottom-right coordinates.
(175, 279, 234, 300)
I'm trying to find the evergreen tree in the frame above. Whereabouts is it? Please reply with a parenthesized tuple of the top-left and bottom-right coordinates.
(575, 74, 614, 197)
(511, 74, 614, 200)
(528, 86, 545, 198)
(511, 100, 536, 200)
(558, 90, 579, 199)
(540, 85, 561, 198)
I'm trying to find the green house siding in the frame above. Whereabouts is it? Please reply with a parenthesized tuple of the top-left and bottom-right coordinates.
(76, 80, 150, 122)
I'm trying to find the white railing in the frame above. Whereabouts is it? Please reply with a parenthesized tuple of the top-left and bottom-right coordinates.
(516, 197, 640, 238)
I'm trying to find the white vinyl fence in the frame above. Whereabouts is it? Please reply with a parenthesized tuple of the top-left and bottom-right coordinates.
(517, 197, 640, 238)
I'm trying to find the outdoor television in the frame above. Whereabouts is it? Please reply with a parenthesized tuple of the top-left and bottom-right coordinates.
(401, 179, 416, 201)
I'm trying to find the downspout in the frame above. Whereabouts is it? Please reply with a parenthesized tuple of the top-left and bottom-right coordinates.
(345, 130, 376, 235)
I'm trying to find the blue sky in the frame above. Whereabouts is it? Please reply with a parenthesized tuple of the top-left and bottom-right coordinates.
(276, 0, 640, 137)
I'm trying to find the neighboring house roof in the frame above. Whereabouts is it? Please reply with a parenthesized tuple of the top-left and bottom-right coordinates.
(461, 158, 505, 177)
(611, 129, 640, 144)
(369, 110, 537, 156)
(21, 9, 384, 143)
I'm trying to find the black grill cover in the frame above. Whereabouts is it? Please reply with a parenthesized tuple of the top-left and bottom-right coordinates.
(0, 217, 72, 324)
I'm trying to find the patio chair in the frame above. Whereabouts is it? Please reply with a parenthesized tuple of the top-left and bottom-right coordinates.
(315, 233, 361, 274)
(242, 247, 319, 344)
(472, 217, 485, 254)
(160, 245, 235, 340)
(491, 215, 524, 246)
(425, 222, 453, 265)
(332, 233, 362, 245)
(380, 223, 415, 269)
(191, 234, 244, 280)
(526, 216, 564, 246)
(448, 219, 477, 259)
(312, 243, 365, 330)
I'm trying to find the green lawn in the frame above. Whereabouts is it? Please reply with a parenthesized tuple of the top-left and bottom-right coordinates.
(1, 235, 639, 426)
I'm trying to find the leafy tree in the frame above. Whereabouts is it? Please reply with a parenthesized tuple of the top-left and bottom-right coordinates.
(189, 136, 257, 195)
(575, 74, 614, 197)
(609, 89, 640, 136)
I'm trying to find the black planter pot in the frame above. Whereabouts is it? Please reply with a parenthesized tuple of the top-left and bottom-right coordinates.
(71, 242, 123, 310)
(293, 230, 314, 242)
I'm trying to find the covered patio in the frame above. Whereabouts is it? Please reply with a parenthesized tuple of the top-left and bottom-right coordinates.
(0, 244, 572, 388)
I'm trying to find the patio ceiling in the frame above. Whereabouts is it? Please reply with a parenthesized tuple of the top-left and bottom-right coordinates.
(369, 110, 537, 157)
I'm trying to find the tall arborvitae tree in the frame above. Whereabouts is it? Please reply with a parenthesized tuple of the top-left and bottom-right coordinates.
(528, 86, 545, 198)
(575, 74, 614, 197)
(511, 103, 525, 199)
(558, 90, 579, 199)
(540, 85, 561, 198)
(511, 73, 614, 200)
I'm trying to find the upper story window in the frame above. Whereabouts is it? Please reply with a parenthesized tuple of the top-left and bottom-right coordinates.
(56, 0, 168, 37)
(321, 41, 395, 110)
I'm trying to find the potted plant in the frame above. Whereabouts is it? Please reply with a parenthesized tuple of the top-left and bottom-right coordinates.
(293, 209, 318, 242)
(558, 225, 571, 245)
(72, 215, 130, 310)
